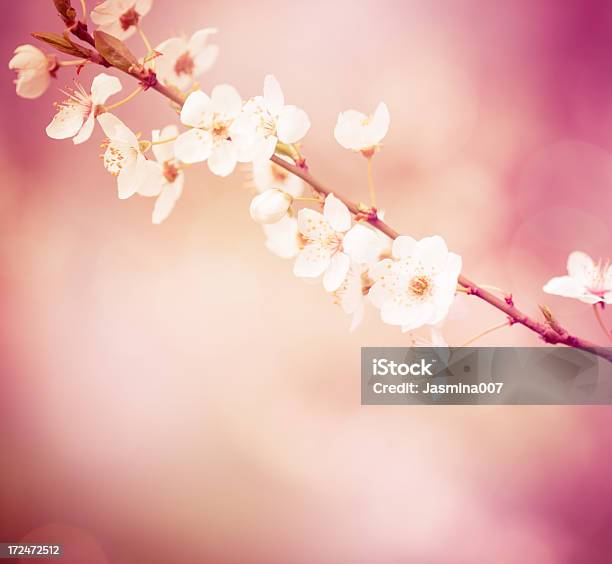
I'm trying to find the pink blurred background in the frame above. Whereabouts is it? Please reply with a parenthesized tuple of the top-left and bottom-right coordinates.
(2, 0, 612, 562)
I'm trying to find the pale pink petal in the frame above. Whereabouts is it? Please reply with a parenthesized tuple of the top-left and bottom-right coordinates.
(368, 279, 393, 308)
(153, 176, 183, 224)
(277, 106, 310, 144)
(193, 46, 219, 76)
(188, 28, 218, 52)
(293, 244, 331, 278)
(323, 193, 351, 233)
(15, 71, 50, 99)
(138, 160, 165, 197)
(207, 141, 237, 177)
(90, 73, 122, 105)
(382, 300, 434, 329)
(151, 125, 178, 162)
(135, 0, 153, 17)
(180, 90, 211, 127)
(263, 216, 300, 259)
(323, 251, 350, 292)
(174, 128, 212, 164)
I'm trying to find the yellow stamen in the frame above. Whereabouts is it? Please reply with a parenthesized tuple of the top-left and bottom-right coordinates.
(102, 86, 143, 112)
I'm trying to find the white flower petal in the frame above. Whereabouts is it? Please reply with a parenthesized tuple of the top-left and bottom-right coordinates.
(180, 90, 211, 127)
(138, 160, 165, 197)
(193, 45, 219, 76)
(263, 215, 300, 259)
(392, 235, 417, 259)
(117, 152, 148, 200)
(46, 105, 85, 140)
(323, 194, 351, 233)
(263, 74, 284, 115)
(207, 141, 237, 177)
(211, 84, 242, 117)
(90, 73, 122, 105)
(370, 102, 390, 144)
(277, 106, 310, 144)
(567, 251, 595, 285)
(97, 112, 139, 146)
(72, 112, 96, 145)
(153, 175, 183, 224)
(382, 300, 434, 329)
(416, 236, 449, 271)
(151, 124, 179, 162)
(174, 128, 212, 164)
(323, 252, 350, 292)
(188, 28, 217, 52)
(293, 244, 331, 279)
(298, 208, 333, 240)
(343, 224, 383, 265)
(543, 275, 585, 299)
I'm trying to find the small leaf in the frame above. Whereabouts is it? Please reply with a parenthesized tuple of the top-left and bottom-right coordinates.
(31, 31, 89, 58)
(94, 30, 139, 72)
(53, 0, 77, 24)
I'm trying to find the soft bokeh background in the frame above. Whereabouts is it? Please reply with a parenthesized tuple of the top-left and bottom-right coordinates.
(2, 1, 612, 562)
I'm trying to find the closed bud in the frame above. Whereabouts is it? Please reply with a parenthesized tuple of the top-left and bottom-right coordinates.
(250, 189, 292, 224)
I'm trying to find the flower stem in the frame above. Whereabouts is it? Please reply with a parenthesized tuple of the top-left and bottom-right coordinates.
(366, 155, 377, 208)
(459, 321, 510, 347)
(293, 197, 322, 204)
(151, 135, 178, 146)
(80, 0, 87, 20)
(58, 58, 88, 67)
(103, 86, 143, 111)
(137, 25, 153, 53)
(593, 303, 612, 343)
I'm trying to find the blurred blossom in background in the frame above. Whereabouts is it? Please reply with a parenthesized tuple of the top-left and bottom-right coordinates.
(2, 1, 612, 562)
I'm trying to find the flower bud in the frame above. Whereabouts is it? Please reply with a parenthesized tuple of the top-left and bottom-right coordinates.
(250, 189, 292, 224)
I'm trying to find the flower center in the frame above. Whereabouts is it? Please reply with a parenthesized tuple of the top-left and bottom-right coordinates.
(408, 275, 432, 298)
(211, 120, 229, 140)
(163, 161, 179, 183)
(120, 7, 140, 31)
(174, 52, 195, 76)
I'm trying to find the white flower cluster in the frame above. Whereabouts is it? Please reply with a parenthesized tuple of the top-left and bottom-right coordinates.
(8, 0, 466, 335)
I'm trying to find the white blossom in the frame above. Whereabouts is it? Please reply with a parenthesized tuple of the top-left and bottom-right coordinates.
(174, 85, 243, 176)
(334, 102, 390, 154)
(262, 215, 302, 259)
(139, 125, 185, 224)
(250, 189, 292, 224)
(369, 235, 462, 331)
(543, 251, 612, 304)
(91, 0, 153, 40)
(98, 113, 149, 199)
(46, 74, 122, 145)
(252, 154, 304, 197)
(231, 75, 310, 163)
(9, 45, 54, 99)
(154, 29, 218, 91)
(294, 194, 381, 292)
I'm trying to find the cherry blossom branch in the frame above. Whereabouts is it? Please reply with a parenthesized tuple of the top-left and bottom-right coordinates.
(35, 8, 612, 363)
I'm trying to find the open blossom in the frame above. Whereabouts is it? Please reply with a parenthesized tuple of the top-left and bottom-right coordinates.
(294, 194, 382, 292)
(263, 215, 302, 259)
(369, 235, 462, 331)
(9, 45, 55, 99)
(154, 29, 218, 91)
(91, 0, 152, 40)
(252, 154, 304, 197)
(139, 125, 185, 224)
(46, 74, 122, 145)
(250, 189, 292, 225)
(334, 102, 390, 154)
(231, 75, 310, 163)
(543, 251, 612, 304)
(174, 85, 243, 176)
(98, 113, 149, 199)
